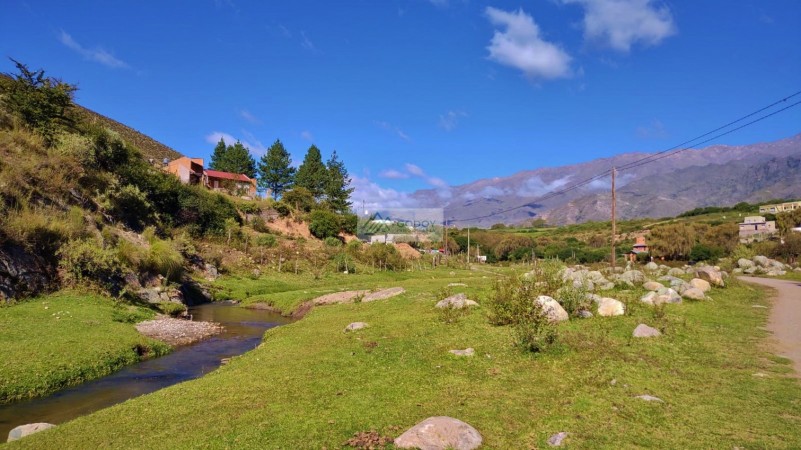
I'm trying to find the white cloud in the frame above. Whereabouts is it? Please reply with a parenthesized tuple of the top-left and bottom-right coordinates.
(439, 110, 467, 131)
(239, 109, 261, 125)
(351, 175, 419, 211)
(300, 31, 315, 51)
(562, 0, 676, 52)
(205, 131, 267, 157)
(636, 119, 668, 139)
(404, 163, 425, 177)
(517, 175, 571, 197)
(485, 7, 572, 80)
(379, 169, 410, 180)
(479, 186, 507, 198)
(300, 130, 314, 142)
(58, 30, 128, 69)
(375, 121, 411, 141)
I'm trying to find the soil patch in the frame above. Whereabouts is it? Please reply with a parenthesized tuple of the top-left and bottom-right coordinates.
(136, 316, 223, 346)
(394, 243, 421, 259)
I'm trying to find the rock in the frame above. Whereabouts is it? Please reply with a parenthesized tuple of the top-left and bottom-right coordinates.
(753, 255, 770, 267)
(643, 281, 663, 291)
(689, 278, 711, 293)
(586, 293, 603, 304)
(682, 287, 707, 300)
(619, 270, 645, 284)
(547, 432, 569, 447)
(732, 268, 743, 274)
(363, 287, 406, 302)
(795, 268, 801, 273)
(633, 324, 661, 338)
(447, 283, 467, 287)
(394, 416, 482, 450)
(449, 348, 475, 357)
(137, 287, 163, 304)
(598, 282, 615, 291)
(577, 309, 594, 318)
(744, 266, 759, 275)
(535, 296, 569, 322)
(644, 262, 659, 271)
(695, 266, 725, 287)
(738, 258, 755, 269)
(667, 268, 685, 277)
(657, 287, 682, 304)
(597, 297, 625, 317)
(636, 395, 664, 402)
(345, 322, 368, 332)
(573, 279, 595, 291)
(436, 293, 479, 309)
(640, 291, 659, 305)
(7, 423, 56, 442)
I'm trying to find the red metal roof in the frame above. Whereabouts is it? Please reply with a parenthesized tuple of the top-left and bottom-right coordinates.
(205, 170, 253, 183)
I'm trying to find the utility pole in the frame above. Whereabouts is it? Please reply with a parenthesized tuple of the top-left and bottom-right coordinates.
(443, 219, 448, 257)
(611, 167, 617, 269)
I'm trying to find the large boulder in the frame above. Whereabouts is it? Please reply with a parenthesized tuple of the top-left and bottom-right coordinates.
(753, 255, 770, 267)
(436, 293, 478, 309)
(633, 324, 661, 338)
(738, 258, 755, 269)
(644, 262, 659, 271)
(689, 278, 711, 293)
(535, 296, 569, 323)
(695, 266, 725, 287)
(657, 287, 682, 304)
(667, 268, 685, 277)
(394, 416, 482, 450)
(682, 287, 707, 301)
(643, 281, 664, 291)
(619, 270, 646, 284)
(7, 423, 56, 442)
(597, 297, 625, 317)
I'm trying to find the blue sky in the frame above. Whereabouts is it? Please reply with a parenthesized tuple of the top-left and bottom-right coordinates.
(2, 0, 799, 208)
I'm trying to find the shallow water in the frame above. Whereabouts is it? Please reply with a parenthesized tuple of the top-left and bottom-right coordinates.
(0, 303, 291, 439)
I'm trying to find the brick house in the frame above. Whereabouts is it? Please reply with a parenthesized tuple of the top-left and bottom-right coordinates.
(166, 157, 258, 198)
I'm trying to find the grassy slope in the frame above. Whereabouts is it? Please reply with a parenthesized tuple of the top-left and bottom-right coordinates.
(10, 270, 801, 449)
(0, 292, 169, 404)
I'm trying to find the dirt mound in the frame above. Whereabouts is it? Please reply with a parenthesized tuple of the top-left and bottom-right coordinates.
(265, 218, 313, 239)
(394, 243, 421, 260)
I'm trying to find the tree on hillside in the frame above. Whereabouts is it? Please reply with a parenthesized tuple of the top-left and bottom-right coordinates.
(295, 145, 327, 199)
(257, 139, 295, 199)
(2, 59, 77, 145)
(777, 209, 801, 237)
(324, 150, 354, 214)
(209, 140, 256, 178)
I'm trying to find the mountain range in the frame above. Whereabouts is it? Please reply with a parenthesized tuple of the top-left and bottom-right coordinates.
(410, 133, 801, 226)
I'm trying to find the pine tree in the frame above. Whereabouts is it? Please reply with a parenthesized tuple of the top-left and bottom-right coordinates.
(257, 139, 296, 199)
(209, 138, 227, 170)
(325, 150, 354, 214)
(209, 140, 257, 178)
(295, 145, 327, 200)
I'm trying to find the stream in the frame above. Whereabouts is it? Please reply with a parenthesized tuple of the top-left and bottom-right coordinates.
(0, 302, 292, 439)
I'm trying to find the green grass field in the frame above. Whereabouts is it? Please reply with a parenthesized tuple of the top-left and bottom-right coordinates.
(9, 269, 801, 449)
(0, 292, 169, 404)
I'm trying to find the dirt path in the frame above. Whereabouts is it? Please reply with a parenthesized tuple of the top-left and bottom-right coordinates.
(740, 276, 801, 377)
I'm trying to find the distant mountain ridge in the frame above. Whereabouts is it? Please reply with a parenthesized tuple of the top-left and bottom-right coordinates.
(412, 133, 801, 226)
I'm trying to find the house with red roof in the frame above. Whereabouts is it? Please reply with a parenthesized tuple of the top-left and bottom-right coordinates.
(166, 157, 258, 198)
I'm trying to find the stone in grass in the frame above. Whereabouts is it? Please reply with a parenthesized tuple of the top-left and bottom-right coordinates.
(633, 324, 661, 338)
(435, 293, 479, 310)
(689, 278, 711, 293)
(682, 287, 707, 301)
(7, 423, 56, 442)
(636, 395, 664, 402)
(547, 432, 570, 447)
(597, 297, 625, 317)
(394, 416, 482, 450)
(344, 322, 368, 332)
(643, 281, 664, 291)
(449, 348, 475, 357)
(535, 296, 569, 323)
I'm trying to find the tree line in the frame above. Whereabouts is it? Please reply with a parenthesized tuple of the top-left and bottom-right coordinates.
(207, 138, 354, 214)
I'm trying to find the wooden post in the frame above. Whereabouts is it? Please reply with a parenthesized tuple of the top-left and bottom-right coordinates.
(611, 167, 617, 268)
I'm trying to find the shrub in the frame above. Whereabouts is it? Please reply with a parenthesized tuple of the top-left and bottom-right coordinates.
(339, 213, 358, 235)
(730, 244, 755, 261)
(363, 243, 405, 270)
(689, 244, 722, 263)
(309, 209, 340, 239)
(332, 252, 355, 273)
(250, 216, 269, 233)
(485, 274, 557, 353)
(144, 239, 184, 281)
(273, 201, 291, 217)
(58, 238, 122, 288)
(282, 187, 315, 213)
(557, 283, 590, 317)
(156, 301, 187, 317)
(324, 236, 343, 247)
(104, 184, 154, 231)
(255, 234, 277, 248)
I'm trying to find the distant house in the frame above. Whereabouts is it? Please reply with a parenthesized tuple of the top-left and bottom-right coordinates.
(627, 235, 649, 262)
(166, 157, 205, 185)
(738, 216, 776, 242)
(759, 201, 801, 214)
(205, 169, 258, 197)
(165, 157, 258, 198)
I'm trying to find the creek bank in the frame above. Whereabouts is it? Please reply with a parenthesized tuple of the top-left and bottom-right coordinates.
(135, 315, 223, 346)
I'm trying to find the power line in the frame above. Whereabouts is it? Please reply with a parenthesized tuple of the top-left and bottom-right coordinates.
(448, 90, 801, 224)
